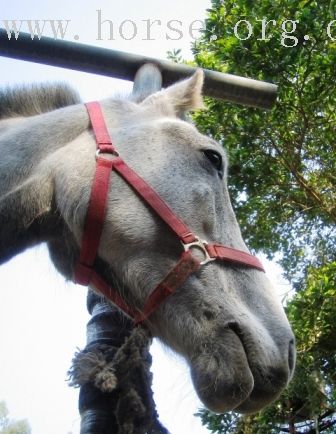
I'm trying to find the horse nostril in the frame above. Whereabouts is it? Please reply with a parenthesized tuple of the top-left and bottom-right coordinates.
(203, 309, 215, 320)
(288, 339, 296, 373)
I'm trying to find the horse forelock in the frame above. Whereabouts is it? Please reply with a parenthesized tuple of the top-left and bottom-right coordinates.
(0, 82, 81, 119)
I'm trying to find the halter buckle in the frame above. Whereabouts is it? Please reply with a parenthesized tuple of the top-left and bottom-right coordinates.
(182, 236, 216, 266)
(95, 148, 120, 160)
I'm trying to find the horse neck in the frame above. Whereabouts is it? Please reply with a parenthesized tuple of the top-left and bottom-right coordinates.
(0, 104, 89, 264)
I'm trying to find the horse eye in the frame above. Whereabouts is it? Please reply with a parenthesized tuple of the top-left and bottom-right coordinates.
(203, 150, 224, 178)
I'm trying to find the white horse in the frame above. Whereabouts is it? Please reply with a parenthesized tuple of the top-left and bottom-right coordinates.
(0, 70, 295, 414)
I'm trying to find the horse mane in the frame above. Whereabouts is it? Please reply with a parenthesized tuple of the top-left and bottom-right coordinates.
(0, 82, 81, 119)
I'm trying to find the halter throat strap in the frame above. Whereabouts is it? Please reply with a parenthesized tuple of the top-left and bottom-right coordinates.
(74, 102, 264, 325)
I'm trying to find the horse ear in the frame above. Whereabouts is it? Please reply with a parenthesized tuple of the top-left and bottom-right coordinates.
(141, 69, 205, 117)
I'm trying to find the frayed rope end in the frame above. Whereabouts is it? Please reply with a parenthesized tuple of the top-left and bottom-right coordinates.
(67, 348, 117, 393)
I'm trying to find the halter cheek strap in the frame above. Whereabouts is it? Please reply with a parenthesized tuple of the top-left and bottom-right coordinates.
(74, 102, 264, 325)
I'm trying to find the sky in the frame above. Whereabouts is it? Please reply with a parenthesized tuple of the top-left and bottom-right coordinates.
(0, 1, 292, 433)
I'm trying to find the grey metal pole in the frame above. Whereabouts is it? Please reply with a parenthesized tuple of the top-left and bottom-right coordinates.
(0, 29, 277, 109)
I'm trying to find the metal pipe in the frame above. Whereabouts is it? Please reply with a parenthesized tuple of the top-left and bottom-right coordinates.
(0, 29, 277, 109)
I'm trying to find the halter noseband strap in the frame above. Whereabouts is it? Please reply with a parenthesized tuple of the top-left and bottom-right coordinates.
(74, 102, 264, 325)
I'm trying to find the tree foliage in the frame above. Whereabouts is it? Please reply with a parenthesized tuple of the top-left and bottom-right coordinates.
(0, 402, 31, 434)
(167, 48, 183, 63)
(193, 0, 336, 284)
(191, 0, 336, 432)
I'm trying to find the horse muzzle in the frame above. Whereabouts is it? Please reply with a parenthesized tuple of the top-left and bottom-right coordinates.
(189, 323, 295, 413)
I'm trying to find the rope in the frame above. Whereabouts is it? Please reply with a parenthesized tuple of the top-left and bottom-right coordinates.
(68, 326, 169, 434)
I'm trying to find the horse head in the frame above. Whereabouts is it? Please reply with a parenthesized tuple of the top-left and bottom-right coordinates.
(49, 70, 295, 413)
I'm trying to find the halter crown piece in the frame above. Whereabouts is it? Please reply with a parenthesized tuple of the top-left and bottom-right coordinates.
(74, 102, 264, 326)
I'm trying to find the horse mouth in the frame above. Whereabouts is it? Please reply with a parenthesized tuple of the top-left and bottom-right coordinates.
(189, 325, 290, 413)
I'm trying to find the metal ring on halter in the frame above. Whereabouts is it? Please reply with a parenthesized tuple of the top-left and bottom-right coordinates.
(182, 236, 216, 266)
(95, 148, 120, 160)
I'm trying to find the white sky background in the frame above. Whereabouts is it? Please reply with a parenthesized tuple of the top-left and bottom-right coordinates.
(0, 1, 292, 433)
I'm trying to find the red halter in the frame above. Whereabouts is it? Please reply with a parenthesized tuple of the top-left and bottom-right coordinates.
(74, 102, 264, 325)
